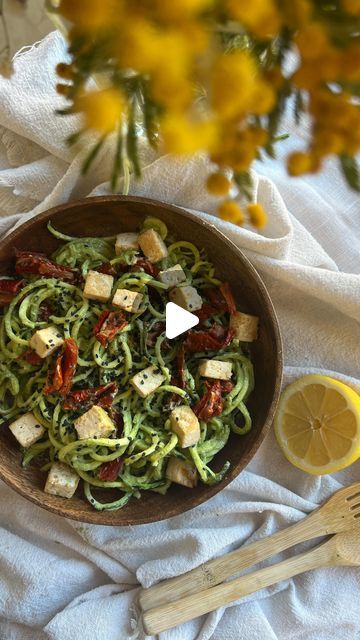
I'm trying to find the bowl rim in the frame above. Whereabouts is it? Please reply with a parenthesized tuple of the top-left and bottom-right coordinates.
(0, 195, 283, 525)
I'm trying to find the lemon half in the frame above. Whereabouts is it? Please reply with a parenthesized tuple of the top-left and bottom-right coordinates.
(274, 374, 360, 475)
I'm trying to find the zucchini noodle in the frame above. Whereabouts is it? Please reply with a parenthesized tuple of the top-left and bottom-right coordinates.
(0, 217, 255, 511)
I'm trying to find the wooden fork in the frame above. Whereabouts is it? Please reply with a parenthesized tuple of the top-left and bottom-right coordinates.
(140, 482, 360, 613)
(143, 528, 360, 635)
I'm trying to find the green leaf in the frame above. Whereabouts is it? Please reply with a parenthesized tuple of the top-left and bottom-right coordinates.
(143, 92, 159, 149)
(66, 130, 82, 146)
(265, 84, 290, 157)
(110, 126, 123, 192)
(233, 171, 254, 201)
(55, 107, 74, 116)
(294, 90, 304, 125)
(339, 155, 360, 192)
(81, 136, 106, 175)
(274, 133, 290, 142)
(126, 105, 141, 179)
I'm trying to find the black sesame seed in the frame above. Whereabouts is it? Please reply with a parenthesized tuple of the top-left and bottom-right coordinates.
(35, 424, 41, 429)
(143, 374, 148, 379)
(140, 380, 144, 385)
(175, 417, 179, 421)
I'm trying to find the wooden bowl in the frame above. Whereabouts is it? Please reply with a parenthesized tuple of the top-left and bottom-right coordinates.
(0, 196, 282, 525)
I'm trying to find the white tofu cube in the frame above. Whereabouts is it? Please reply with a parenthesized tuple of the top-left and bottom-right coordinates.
(83, 270, 114, 302)
(115, 232, 139, 255)
(166, 457, 198, 488)
(74, 405, 115, 440)
(112, 288, 143, 313)
(130, 365, 165, 398)
(169, 405, 200, 448)
(138, 228, 168, 263)
(158, 264, 186, 288)
(9, 412, 45, 448)
(169, 286, 202, 312)
(30, 326, 64, 358)
(198, 359, 232, 381)
(230, 311, 259, 342)
(44, 462, 79, 499)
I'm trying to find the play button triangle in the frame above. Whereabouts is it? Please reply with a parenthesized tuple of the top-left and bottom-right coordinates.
(165, 302, 199, 339)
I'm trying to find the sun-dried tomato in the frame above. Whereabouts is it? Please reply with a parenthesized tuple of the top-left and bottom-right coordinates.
(0, 278, 25, 305)
(108, 408, 124, 432)
(184, 325, 234, 352)
(94, 310, 128, 347)
(193, 380, 223, 422)
(61, 338, 78, 396)
(219, 282, 237, 316)
(96, 262, 116, 276)
(18, 348, 42, 366)
(43, 354, 63, 395)
(44, 338, 78, 396)
(204, 288, 228, 310)
(98, 457, 123, 481)
(15, 250, 79, 283)
(63, 382, 118, 411)
(220, 380, 234, 394)
(131, 258, 159, 277)
(194, 304, 218, 324)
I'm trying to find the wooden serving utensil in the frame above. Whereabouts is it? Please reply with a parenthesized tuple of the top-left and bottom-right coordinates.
(140, 482, 360, 613)
(143, 528, 360, 635)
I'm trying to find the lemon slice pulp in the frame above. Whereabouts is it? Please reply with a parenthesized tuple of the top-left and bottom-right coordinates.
(274, 374, 360, 475)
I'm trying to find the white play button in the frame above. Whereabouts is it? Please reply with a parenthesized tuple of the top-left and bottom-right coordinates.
(165, 302, 199, 339)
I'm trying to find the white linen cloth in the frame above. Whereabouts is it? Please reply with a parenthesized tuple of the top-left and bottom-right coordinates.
(0, 32, 359, 640)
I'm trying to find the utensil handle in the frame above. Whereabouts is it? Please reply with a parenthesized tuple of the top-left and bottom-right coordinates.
(139, 509, 324, 611)
(143, 537, 336, 635)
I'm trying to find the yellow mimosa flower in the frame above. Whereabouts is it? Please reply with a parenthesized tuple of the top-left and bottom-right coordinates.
(341, 0, 360, 15)
(75, 89, 126, 133)
(58, 0, 118, 31)
(287, 151, 314, 176)
(226, 0, 281, 37)
(161, 114, 218, 153)
(206, 173, 232, 196)
(212, 51, 257, 121)
(247, 203, 267, 229)
(218, 201, 245, 225)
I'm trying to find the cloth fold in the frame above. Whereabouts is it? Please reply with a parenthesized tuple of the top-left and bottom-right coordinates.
(0, 31, 359, 640)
